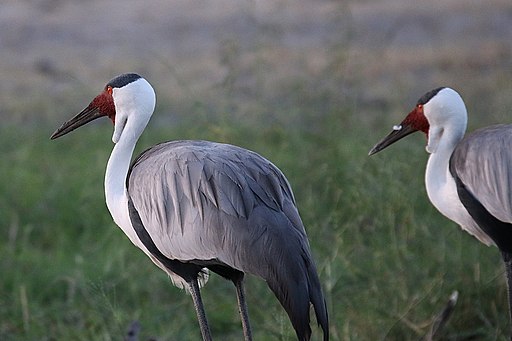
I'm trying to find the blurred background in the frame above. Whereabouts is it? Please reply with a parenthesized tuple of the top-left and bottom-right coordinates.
(1, 0, 512, 340)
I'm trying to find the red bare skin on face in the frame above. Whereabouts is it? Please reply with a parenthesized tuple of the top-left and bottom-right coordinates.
(402, 105, 429, 136)
(90, 87, 116, 123)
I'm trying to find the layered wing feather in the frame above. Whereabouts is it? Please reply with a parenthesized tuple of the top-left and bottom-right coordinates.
(126, 140, 301, 263)
(450, 124, 512, 224)
(127, 140, 329, 339)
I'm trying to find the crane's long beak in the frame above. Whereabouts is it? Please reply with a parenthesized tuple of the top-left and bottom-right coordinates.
(368, 123, 417, 156)
(50, 105, 104, 140)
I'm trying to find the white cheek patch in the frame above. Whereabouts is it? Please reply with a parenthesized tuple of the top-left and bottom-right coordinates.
(112, 131, 120, 143)
(426, 127, 443, 154)
(112, 116, 127, 143)
(111, 87, 125, 144)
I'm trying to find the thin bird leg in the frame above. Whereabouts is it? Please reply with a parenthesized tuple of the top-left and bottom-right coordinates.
(501, 251, 512, 341)
(233, 274, 253, 341)
(188, 278, 213, 341)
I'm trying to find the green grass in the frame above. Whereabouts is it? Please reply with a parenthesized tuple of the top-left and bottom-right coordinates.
(0, 101, 509, 340)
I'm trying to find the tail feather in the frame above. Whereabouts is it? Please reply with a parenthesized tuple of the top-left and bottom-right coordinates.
(233, 206, 329, 340)
(306, 256, 329, 341)
(264, 246, 329, 341)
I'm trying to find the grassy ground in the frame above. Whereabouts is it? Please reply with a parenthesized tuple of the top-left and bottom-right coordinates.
(0, 93, 510, 340)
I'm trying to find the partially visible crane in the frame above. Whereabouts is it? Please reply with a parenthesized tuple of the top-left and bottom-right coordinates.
(370, 87, 512, 340)
(51, 73, 329, 341)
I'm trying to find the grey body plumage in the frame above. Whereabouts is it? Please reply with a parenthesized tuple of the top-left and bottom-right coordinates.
(450, 125, 512, 227)
(127, 140, 329, 341)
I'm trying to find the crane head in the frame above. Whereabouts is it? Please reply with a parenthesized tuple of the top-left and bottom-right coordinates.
(368, 87, 466, 155)
(50, 73, 156, 143)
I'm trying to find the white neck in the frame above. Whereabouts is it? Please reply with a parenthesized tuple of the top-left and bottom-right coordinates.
(104, 118, 143, 229)
(101, 77, 155, 247)
(425, 133, 458, 204)
(424, 120, 486, 241)
(424, 88, 467, 223)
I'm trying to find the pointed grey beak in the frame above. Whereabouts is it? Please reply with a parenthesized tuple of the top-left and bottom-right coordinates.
(50, 105, 104, 140)
(368, 123, 417, 156)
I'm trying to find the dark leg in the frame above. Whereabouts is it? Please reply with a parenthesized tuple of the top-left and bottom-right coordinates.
(205, 265, 253, 340)
(188, 278, 213, 341)
(233, 273, 253, 341)
(501, 251, 512, 341)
